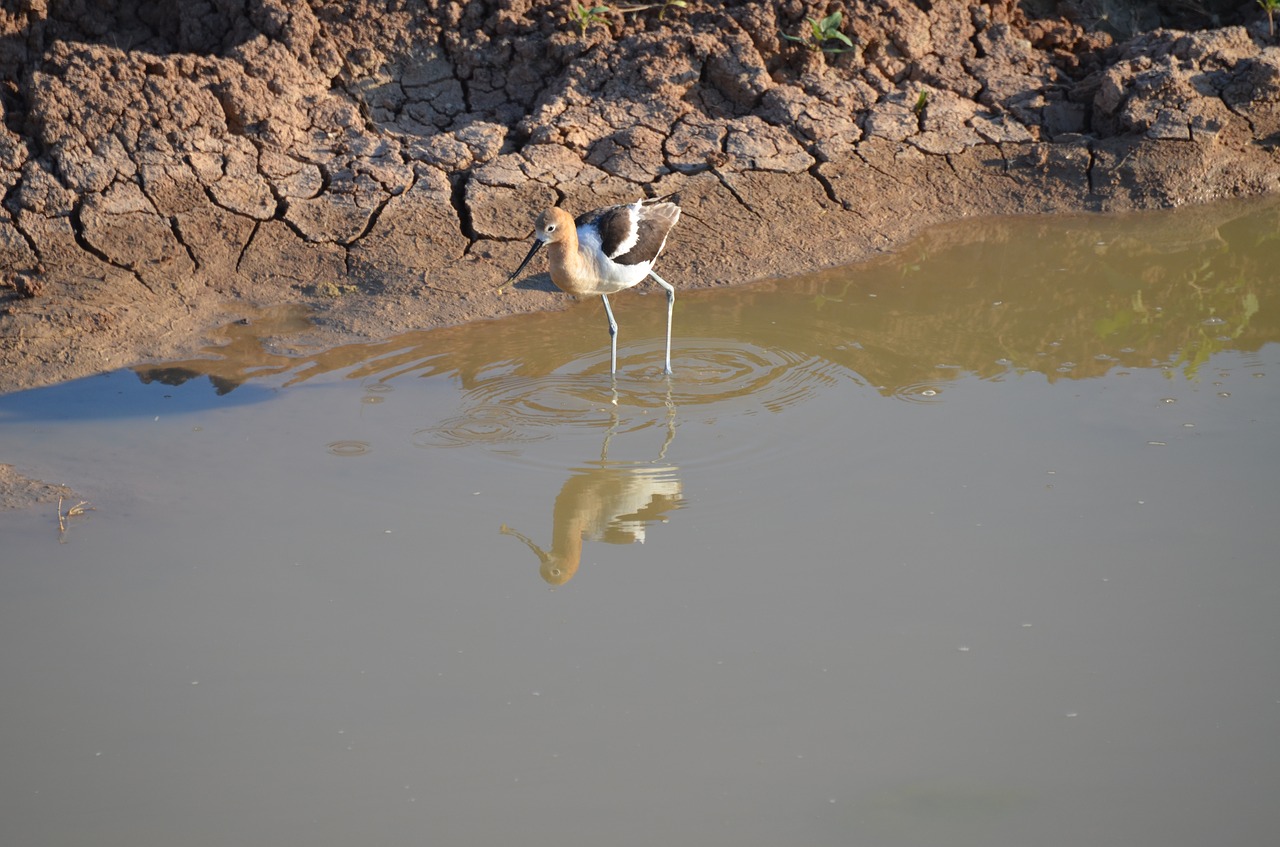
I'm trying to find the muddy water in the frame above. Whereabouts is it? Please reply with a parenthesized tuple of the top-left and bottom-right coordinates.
(3, 199, 1279, 847)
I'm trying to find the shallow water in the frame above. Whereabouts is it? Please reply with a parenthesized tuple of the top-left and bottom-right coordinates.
(3, 199, 1279, 847)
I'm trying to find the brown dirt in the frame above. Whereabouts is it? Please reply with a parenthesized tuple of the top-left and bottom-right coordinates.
(0, 461, 75, 510)
(1, 0, 1278, 405)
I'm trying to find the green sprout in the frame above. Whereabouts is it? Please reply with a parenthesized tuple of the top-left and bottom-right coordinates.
(913, 89, 930, 115)
(569, 2, 611, 36)
(781, 11, 854, 54)
(1260, 0, 1279, 38)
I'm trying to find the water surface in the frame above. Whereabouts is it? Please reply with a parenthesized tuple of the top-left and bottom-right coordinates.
(2, 199, 1279, 847)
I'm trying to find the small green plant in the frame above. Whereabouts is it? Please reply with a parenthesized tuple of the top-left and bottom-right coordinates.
(569, 2, 611, 36)
(1260, 0, 1279, 38)
(781, 10, 854, 54)
(618, 0, 687, 20)
(912, 89, 930, 115)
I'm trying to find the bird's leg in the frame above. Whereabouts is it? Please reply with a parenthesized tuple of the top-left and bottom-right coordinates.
(658, 381, 677, 461)
(649, 271, 675, 375)
(601, 294, 618, 375)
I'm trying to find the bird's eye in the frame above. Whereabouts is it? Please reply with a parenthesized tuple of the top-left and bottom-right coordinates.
(546, 223, 556, 233)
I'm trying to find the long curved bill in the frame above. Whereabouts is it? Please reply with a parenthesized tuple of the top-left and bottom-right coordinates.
(497, 240, 544, 293)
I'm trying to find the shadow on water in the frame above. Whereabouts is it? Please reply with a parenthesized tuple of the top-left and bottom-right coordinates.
(0, 308, 317, 422)
(0, 365, 279, 423)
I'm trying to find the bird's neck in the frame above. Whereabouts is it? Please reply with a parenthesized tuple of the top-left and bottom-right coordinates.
(546, 241, 592, 295)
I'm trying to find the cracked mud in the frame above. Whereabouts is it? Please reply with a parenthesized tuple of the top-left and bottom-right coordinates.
(1, 1, 1279, 396)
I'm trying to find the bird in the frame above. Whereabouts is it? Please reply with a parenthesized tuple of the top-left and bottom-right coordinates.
(497, 194, 681, 375)
(499, 406, 684, 585)
(499, 462, 684, 585)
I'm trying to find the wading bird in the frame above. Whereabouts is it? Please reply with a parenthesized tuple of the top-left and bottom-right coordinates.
(498, 195, 681, 375)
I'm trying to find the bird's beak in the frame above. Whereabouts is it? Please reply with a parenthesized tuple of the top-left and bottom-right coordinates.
(497, 239, 544, 293)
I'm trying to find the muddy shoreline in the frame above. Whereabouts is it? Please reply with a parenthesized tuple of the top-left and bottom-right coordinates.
(2, 2, 1280, 398)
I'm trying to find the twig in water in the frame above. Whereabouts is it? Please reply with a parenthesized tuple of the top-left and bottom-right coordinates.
(57, 495, 95, 539)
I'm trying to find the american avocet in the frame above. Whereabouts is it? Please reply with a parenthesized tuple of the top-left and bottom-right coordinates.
(498, 195, 681, 375)
(499, 463, 684, 585)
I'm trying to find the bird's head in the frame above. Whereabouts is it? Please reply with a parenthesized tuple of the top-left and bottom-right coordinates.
(497, 207, 575, 293)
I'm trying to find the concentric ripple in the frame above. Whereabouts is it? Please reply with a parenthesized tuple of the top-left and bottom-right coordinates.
(412, 339, 849, 455)
(413, 373, 607, 450)
(657, 341, 841, 412)
(326, 439, 371, 457)
(891, 381, 946, 403)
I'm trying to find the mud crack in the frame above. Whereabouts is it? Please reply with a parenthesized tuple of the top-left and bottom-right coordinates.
(451, 171, 478, 245)
(68, 199, 156, 295)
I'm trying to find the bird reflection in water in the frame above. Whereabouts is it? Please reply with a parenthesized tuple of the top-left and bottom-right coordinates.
(500, 406, 684, 585)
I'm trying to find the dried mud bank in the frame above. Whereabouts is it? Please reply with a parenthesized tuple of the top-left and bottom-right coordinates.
(1, 1, 1279, 395)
